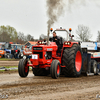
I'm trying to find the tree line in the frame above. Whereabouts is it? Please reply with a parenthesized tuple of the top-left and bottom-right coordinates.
(0, 25, 100, 43)
(0, 25, 37, 44)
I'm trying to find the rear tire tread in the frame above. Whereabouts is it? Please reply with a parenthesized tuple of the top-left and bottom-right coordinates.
(62, 44, 82, 77)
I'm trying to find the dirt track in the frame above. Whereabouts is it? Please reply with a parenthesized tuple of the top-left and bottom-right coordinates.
(0, 61, 19, 66)
(0, 72, 100, 100)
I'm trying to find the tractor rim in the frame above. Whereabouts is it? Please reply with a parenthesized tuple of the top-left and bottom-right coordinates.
(25, 63, 28, 73)
(75, 51, 82, 72)
(94, 63, 97, 74)
(57, 65, 60, 74)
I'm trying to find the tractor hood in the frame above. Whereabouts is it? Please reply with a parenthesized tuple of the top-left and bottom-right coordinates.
(32, 42, 58, 52)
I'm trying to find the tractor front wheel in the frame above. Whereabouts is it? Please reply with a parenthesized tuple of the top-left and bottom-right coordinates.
(50, 60, 61, 79)
(18, 59, 29, 77)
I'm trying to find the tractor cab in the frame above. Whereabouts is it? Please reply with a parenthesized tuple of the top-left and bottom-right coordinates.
(50, 27, 74, 41)
(49, 27, 74, 55)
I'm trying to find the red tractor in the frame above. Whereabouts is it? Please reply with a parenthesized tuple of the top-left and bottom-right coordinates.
(18, 28, 82, 79)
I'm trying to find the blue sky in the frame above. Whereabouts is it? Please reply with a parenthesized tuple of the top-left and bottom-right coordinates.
(0, 0, 100, 41)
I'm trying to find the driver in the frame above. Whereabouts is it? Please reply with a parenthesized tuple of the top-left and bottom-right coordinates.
(49, 31, 62, 53)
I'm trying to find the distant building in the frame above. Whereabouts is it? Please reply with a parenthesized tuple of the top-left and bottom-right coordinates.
(24, 41, 37, 48)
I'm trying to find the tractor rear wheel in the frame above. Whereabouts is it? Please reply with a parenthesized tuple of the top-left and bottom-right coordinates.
(50, 60, 61, 79)
(62, 44, 82, 77)
(91, 60, 98, 75)
(32, 68, 50, 76)
(18, 59, 29, 77)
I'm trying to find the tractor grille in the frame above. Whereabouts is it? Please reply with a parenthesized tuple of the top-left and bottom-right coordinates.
(33, 52, 43, 58)
(33, 47, 42, 50)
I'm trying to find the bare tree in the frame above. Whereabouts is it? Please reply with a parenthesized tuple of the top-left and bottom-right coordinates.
(26, 34, 34, 41)
(39, 34, 47, 40)
(97, 31, 100, 42)
(76, 25, 92, 42)
(17, 32, 26, 44)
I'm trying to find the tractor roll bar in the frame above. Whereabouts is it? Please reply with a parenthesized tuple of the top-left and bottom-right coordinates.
(47, 28, 72, 45)
(54, 29, 69, 41)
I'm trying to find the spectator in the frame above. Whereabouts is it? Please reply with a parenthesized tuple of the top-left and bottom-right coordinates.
(14, 49, 18, 59)
(17, 48, 20, 58)
(11, 48, 14, 59)
(14, 48, 20, 59)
